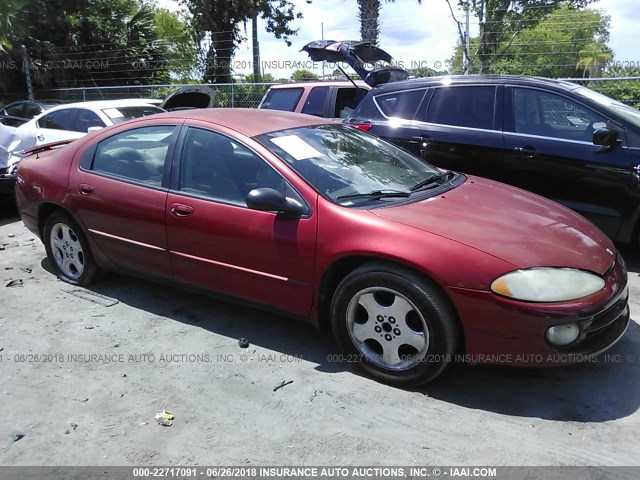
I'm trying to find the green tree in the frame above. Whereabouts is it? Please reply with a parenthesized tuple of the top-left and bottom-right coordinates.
(1, 0, 175, 94)
(291, 69, 318, 81)
(154, 8, 199, 82)
(0, 0, 24, 52)
(577, 42, 612, 78)
(182, 0, 303, 84)
(455, 0, 596, 74)
(448, 5, 611, 78)
(589, 66, 640, 109)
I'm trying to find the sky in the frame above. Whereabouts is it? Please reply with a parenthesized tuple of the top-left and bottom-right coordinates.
(159, 0, 639, 80)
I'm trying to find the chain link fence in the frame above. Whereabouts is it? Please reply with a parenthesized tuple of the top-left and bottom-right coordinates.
(6, 77, 640, 110)
(35, 83, 279, 108)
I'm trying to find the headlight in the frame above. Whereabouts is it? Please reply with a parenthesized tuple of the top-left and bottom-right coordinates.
(491, 268, 605, 302)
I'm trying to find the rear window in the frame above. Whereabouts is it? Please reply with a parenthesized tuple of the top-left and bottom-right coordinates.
(334, 87, 368, 118)
(373, 89, 426, 120)
(260, 88, 304, 111)
(101, 106, 163, 124)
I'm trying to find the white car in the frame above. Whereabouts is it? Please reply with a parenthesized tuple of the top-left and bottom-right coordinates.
(15, 99, 164, 148)
(1, 87, 216, 199)
(0, 100, 164, 197)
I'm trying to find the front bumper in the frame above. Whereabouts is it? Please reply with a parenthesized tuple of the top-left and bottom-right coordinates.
(449, 255, 630, 366)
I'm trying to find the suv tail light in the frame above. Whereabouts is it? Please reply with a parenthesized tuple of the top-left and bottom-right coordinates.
(349, 123, 373, 132)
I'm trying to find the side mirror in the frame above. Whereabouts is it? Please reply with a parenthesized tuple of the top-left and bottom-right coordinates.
(593, 127, 619, 149)
(87, 126, 103, 133)
(246, 188, 307, 216)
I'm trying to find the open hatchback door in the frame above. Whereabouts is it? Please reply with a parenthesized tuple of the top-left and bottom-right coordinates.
(160, 85, 215, 111)
(301, 40, 408, 87)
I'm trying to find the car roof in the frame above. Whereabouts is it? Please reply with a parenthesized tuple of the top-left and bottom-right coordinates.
(42, 99, 160, 113)
(268, 80, 368, 89)
(138, 108, 336, 137)
(371, 74, 581, 93)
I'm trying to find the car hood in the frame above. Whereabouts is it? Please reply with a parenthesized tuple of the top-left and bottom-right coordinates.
(160, 85, 215, 111)
(371, 176, 616, 276)
(301, 40, 408, 87)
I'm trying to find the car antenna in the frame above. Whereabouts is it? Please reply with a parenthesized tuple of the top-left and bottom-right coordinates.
(335, 64, 360, 89)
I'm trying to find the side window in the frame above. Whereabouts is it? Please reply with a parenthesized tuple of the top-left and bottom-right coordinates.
(91, 125, 176, 186)
(73, 109, 105, 133)
(260, 88, 304, 111)
(302, 87, 329, 117)
(23, 102, 43, 118)
(180, 128, 293, 207)
(39, 109, 75, 130)
(334, 87, 365, 118)
(513, 88, 607, 141)
(374, 89, 426, 120)
(426, 86, 496, 129)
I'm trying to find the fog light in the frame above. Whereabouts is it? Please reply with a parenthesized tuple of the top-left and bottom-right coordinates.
(545, 323, 580, 346)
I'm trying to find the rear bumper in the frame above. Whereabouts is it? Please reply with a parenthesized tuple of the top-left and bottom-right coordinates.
(450, 255, 630, 366)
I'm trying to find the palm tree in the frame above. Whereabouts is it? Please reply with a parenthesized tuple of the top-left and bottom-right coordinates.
(358, 0, 421, 45)
(0, 0, 25, 52)
(577, 42, 613, 78)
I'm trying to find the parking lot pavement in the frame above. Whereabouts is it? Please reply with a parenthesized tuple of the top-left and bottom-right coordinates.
(1, 205, 640, 467)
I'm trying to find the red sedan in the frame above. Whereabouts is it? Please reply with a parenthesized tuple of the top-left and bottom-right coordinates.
(15, 109, 629, 386)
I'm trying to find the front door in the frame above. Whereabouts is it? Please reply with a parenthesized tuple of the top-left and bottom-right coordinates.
(165, 125, 318, 316)
(500, 86, 632, 238)
(35, 109, 85, 145)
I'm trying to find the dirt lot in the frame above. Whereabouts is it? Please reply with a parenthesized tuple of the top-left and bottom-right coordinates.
(1, 203, 640, 467)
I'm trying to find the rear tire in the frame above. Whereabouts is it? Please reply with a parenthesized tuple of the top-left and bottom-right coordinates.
(330, 262, 460, 386)
(43, 211, 100, 286)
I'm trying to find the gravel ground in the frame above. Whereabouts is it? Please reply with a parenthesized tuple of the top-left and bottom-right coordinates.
(1, 203, 639, 467)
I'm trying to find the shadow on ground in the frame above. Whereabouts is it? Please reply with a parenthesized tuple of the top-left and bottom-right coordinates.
(422, 320, 640, 422)
(37, 253, 640, 424)
(0, 202, 19, 227)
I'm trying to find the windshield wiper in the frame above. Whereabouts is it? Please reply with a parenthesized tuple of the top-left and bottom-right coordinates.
(336, 189, 411, 202)
(410, 170, 455, 192)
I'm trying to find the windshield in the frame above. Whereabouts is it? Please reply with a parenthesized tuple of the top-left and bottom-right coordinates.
(256, 125, 442, 206)
(575, 86, 640, 129)
(101, 106, 164, 123)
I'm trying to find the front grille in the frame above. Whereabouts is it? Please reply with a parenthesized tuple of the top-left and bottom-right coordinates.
(562, 285, 630, 355)
(584, 289, 629, 338)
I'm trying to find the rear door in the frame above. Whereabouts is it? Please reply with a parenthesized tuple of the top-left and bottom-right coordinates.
(501, 86, 632, 238)
(410, 85, 505, 175)
(35, 109, 85, 145)
(165, 123, 318, 315)
(69, 122, 180, 278)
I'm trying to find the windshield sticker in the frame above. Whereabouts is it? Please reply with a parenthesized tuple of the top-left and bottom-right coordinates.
(270, 135, 323, 160)
(103, 108, 124, 119)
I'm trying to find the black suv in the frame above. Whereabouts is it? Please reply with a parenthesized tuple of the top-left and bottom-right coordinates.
(345, 75, 640, 242)
(301, 41, 640, 242)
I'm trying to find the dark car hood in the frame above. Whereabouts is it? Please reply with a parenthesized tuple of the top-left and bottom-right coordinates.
(301, 40, 408, 87)
(371, 176, 616, 276)
(160, 86, 215, 111)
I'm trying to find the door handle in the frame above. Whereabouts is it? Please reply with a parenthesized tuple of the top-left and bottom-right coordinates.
(170, 203, 194, 217)
(79, 184, 94, 195)
(514, 146, 538, 157)
(36, 134, 45, 142)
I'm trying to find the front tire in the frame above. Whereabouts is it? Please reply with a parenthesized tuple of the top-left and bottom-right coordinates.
(331, 263, 460, 386)
(44, 211, 99, 286)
